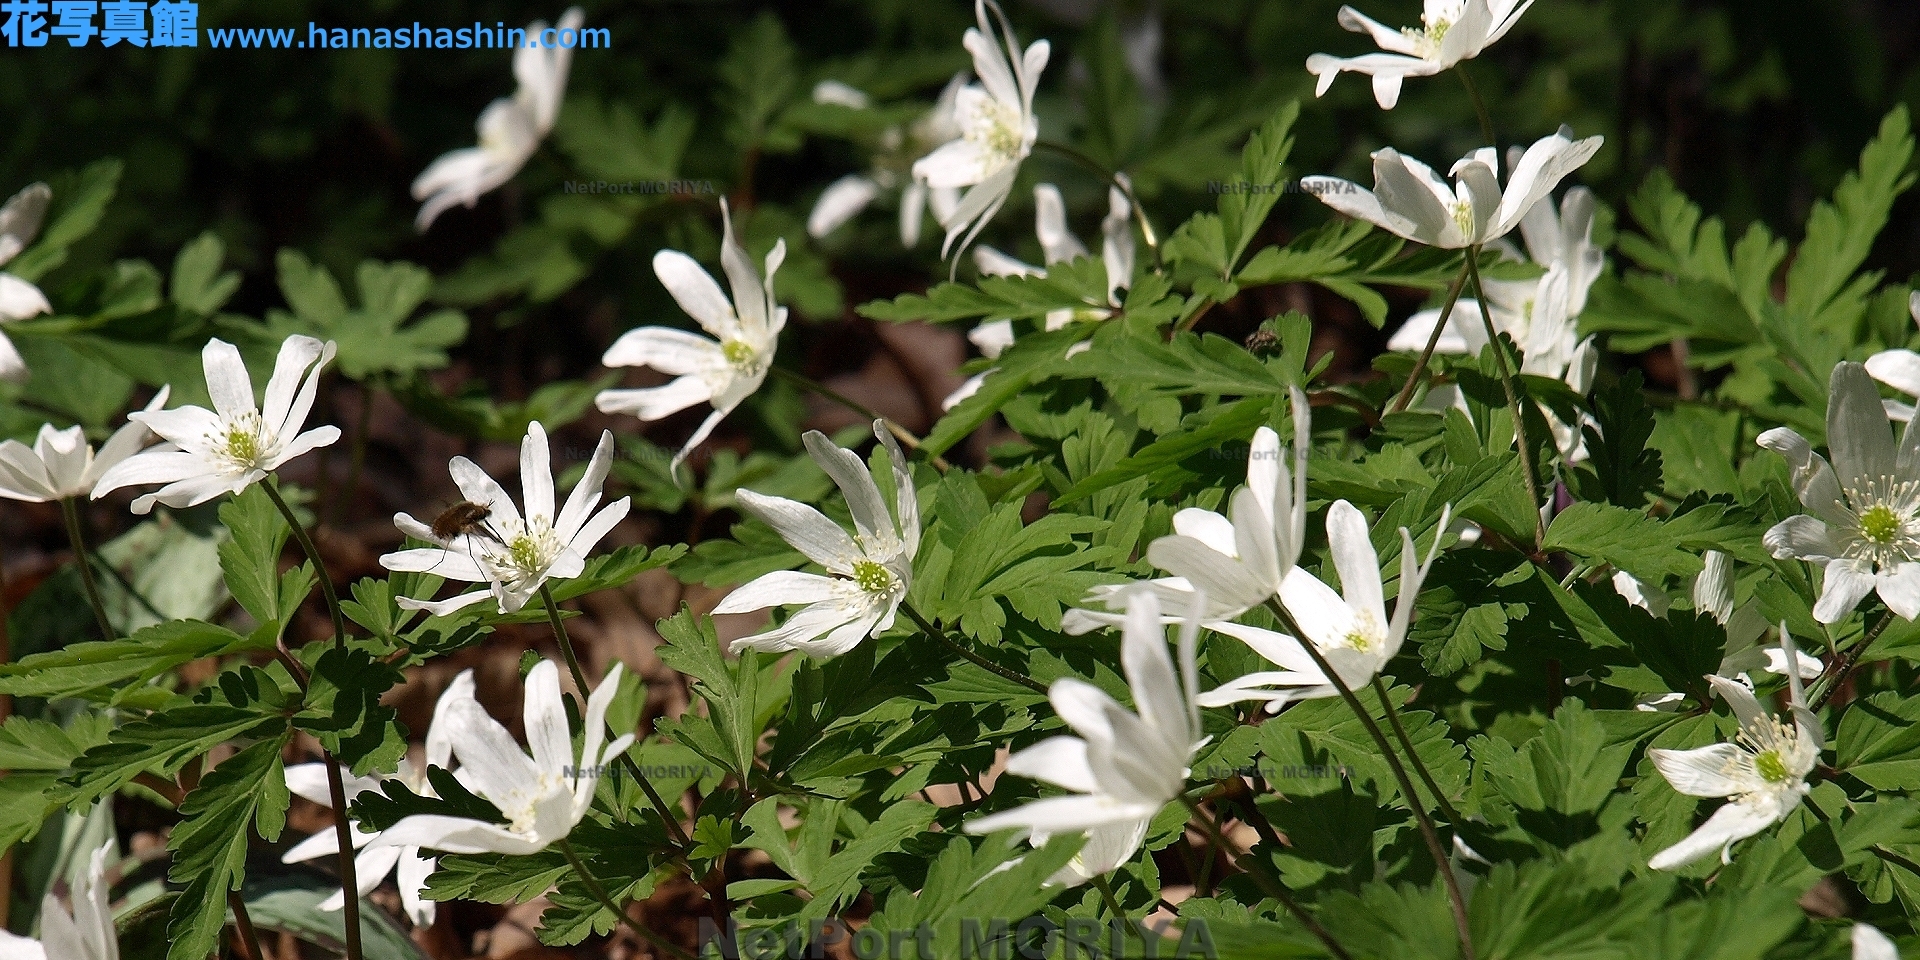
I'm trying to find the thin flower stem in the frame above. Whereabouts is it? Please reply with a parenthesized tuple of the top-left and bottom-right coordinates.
(536, 584, 695, 852)
(897, 600, 1048, 695)
(258, 480, 362, 960)
(557, 837, 694, 960)
(768, 367, 950, 473)
(227, 890, 265, 960)
(1370, 677, 1463, 828)
(1179, 795, 1352, 960)
(321, 759, 366, 960)
(1464, 254, 1547, 549)
(1812, 611, 1894, 712)
(1090, 875, 1136, 940)
(1456, 67, 1496, 147)
(1265, 600, 1475, 960)
(261, 480, 349, 650)
(59, 498, 115, 641)
(1034, 140, 1163, 272)
(1388, 262, 1473, 415)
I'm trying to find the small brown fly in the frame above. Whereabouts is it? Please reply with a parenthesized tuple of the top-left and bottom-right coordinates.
(430, 500, 503, 544)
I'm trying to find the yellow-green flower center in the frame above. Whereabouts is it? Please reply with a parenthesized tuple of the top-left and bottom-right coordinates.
(508, 535, 543, 571)
(1344, 630, 1374, 653)
(722, 339, 757, 367)
(852, 559, 894, 594)
(1450, 199, 1476, 240)
(224, 425, 259, 465)
(1861, 504, 1902, 544)
(1754, 748, 1790, 784)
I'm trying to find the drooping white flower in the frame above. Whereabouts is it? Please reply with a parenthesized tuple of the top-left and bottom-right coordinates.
(1864, 291, 1920, 422)
(0, 840, 117, 960)
(281, 671, 473, 926)
(0, 389, 169, 503)
(381, 422, 630, 616)
(369, 661, 636, 856)
(1064, 398, 1311, 634)
(1853, 923, 1900, 960)
(1625, 552, 1821, 712)
(412, 8, 585, 231)
(911, 0, 1050, 260)
(714, 421, 918, 658)
(0, 183, 53, 383)
(807, 77, 965, 247)
(1647, 626, 1821, 870)
(595, 200, 787, 473)
(1198, 500, 1449, 712)
(90, 336, 339, 514)
(1759, 362, 1920, 624)
(965, 590, 1206, 887)
(1305, 0, 1534, 109)
(1301, 129, 1602, 251)
(943, 182, 1135, 410)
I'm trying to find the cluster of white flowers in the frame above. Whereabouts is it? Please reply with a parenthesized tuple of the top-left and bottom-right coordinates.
(22, 0, 1920, 947)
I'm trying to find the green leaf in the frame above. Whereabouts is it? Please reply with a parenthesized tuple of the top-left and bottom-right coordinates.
(655, 611, 763, 780)
(296, 646, 407, 776)
(1544, 503, 1704, 584)
(0, 714, 113, 854)
(169, 232, 243, 316)
(166, 736, 293, 960)
(7, 159, 121, 283)
(218, 485, 313, 636)
(719, 12, 799, 153)
(265, 251, 468, 381)
(544, 544, 685, 603)
(1257, 680, 1467, 810)
(1470, 702, 1637, 851)
(1570, 370, 1663, 508)
(1837, 692, 1920, 790)
(67, 688, 290, 807)
(1785, 107, 1915, 329)
(0, 619, 272, 700)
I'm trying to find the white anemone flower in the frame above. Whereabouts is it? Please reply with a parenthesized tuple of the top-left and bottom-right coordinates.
(281, 671, 473, 926)
(1388, 179, 1604, 458)
(1301, 128, 1602, 251)
(1759, 361, 1920, 624)
(380, 422, 630, 616)
(90, 336, 339, 514)
(966, 591, 1206, 887)
(412, 9, 585, 231)
(1623, 552, 1822, 712)
(942, 182, 1135, 410)
(1646, 626, 1821, 870)
(0, 840, 117, 960)
(807, 77, 965, 247)
(0, 183, 53, 383)
(1853, 924, 1899, 960)
(1306, 0, 1534, 109)
(912, 0, 1050, 260)
(1064, 394, 1311, 633)
(715, 421, 918, 658)
(1864, 291, 1920, 422)
(0, 388, 169, 503)
(369, 660, 637, 856)
(595, 200, 787, 474)
(1199, 500, 1449, 712)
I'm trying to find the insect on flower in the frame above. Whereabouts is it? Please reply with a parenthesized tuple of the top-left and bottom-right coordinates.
(430, 499, 504, 544)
